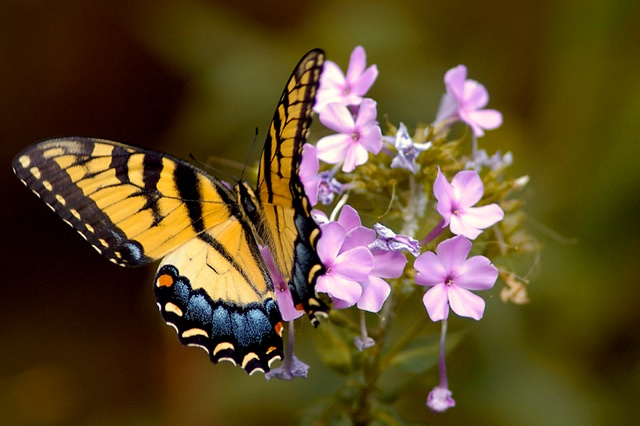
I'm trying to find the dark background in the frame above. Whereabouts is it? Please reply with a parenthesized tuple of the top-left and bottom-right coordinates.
(2, 0, 639, 424)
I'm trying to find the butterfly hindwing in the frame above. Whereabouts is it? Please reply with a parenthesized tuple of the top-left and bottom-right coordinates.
(256, 49, 329, 324)
(155, 224, 283, 375)
(12, 138, 237, 267)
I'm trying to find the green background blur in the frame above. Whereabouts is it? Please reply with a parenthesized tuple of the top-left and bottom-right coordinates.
(2, 1, 639, 425)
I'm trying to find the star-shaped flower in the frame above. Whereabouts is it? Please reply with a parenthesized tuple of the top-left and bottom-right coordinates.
(414, 235, 498, 321)
(435, 65, 502, 137)
(434, 169, 504, 240)
(388, 122, 432, 174)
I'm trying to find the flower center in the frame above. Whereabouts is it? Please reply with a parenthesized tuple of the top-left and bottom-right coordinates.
(351, 132, 361, 142)
(445, 277, 454, 286)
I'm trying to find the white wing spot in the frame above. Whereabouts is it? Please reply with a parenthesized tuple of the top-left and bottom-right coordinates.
(55, 194, 66, 206)
(70, 209, 81, 220)
(98, 238, 109, 248)
(42, 181, 53, 191)
(19, 155, 31, 168)
(29, 167, 41, 179)
(85, 223, 95, 233)
(92, 245, 102, 255)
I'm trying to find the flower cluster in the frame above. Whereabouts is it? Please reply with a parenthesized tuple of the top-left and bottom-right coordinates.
(265, 46, 538, 421)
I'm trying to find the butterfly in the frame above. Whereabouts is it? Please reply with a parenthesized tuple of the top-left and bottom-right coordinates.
(12, 49, 329, 375)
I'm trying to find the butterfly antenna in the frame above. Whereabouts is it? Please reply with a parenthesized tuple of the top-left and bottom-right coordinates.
(240, 127, 261, 182)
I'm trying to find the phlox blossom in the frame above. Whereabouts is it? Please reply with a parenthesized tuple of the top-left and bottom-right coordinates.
(434, 169, 504, 240)
(435, 65, 502, 137)
(314, 45, 378, 112)
(316, 99, 383, 173)
(414, 235, 498, 321)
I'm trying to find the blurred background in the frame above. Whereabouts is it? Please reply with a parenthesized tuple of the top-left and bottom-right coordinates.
(2, 0, 639, 424)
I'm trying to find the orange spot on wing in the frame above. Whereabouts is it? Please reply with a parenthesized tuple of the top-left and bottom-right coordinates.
(274, 321, 284, 336)
(157, 274, 174, 287)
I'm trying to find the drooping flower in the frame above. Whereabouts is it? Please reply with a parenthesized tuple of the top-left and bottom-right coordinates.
(414, 235, 498, 321)
(300, 144, 342, 206)
(314, 45, 378, 112)
(388, 122, 432, 174)
(434, 169, 504, 240)
(317, 99, 383, 173)
(370, 222, 421, 257)
(426, 319, 456, 412)
(435, 65, 502, 137)
(261, 246, 303, 321)
(427, 386, 456, 412)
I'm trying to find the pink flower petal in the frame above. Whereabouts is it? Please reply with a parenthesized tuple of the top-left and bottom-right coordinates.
(357, 276, 390, 312)
(462, 80, 488, 109)
(342, 226, 376, 252)
(371, 250, 407, 278)
(455, 256, 499, 290)
(337, 204, 362, 230)
(444, 65, 467, 102)
(459, 203, 504, 230)
(435, 235, 471, 274)
(351, 65, 378, 96)
(276, 284, 304, 321)
(359, 125, 383, 154)
(422, 284, 450, 321)
(451, 170, 484, 206)
(316, 274, 362, 307)
(317, 222, 346, 263)
(342, 143, 369, 172)
(354, 98, 378, 126)
(449, 215, 483, 240)
(414, 252, 446, 286)
(316, 134, 351, 164)
(466, 109, 503, 130)
(319, 103, 355, 133)
(346, 46, 367, 83)
(447, 285, 486, 320)
(333, 246, 373, 281)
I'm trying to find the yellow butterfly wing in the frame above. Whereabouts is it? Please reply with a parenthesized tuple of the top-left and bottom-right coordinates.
(155, 223, 283, 375)
(255, 49, 328, 324)
(13, 138, 238, 267)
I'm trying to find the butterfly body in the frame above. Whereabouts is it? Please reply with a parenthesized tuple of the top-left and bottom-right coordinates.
(12, 49, 328, 375)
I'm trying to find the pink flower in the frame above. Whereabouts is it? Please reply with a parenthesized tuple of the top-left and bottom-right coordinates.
(434, 169, 504, 240)
(435, 65, 502, 137)
(261, 247, 303, 321)
(314, 46, 378, 112)
(316, 221, 373, 308)
(414, 236, 498, 321)
(315, 205, 401, 313)
(317, 99, 383, 173)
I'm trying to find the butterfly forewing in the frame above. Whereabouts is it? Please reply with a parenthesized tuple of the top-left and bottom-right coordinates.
(256, 49, 329, 324)
(13, 138, 236, 267)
